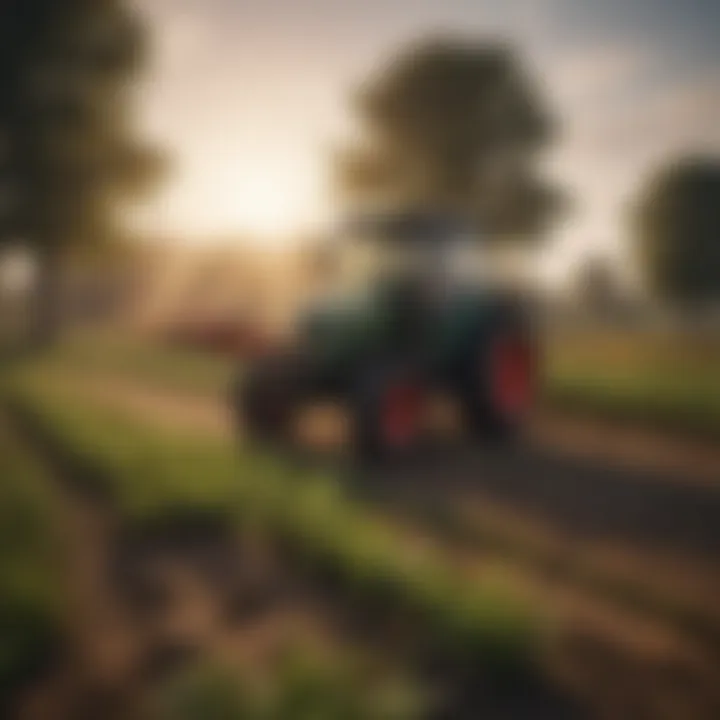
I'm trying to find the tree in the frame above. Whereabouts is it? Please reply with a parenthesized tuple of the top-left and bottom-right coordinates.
(336, 36, 563, 240)
(0, 0, 163, 344)
(632, 157, 720, 306)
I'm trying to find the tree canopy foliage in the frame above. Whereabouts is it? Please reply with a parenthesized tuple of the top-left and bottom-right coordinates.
(632, 157, 720, 305)
(336, 36, 563, 241)
(0, 0, 163, 340)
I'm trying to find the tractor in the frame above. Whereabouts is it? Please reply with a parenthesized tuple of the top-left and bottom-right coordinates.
(231, 211, 538, 459)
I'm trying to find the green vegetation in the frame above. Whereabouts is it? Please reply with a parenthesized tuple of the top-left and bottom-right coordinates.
(632, 157, 720, 305)
(0, 0, 163, 344)
(20, 331, 233, 396)
(155, 652, 421, 720)
(0, 420, 64, 707)
(4, 371, 541, 675)
(543, 328, 720, 437)
(545, 370, 720, 437)
(338, 37, 561, 238)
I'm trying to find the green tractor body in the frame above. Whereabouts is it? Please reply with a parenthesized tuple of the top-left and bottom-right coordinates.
(299, 285, 506, 391)
(234, 212, 537, 457)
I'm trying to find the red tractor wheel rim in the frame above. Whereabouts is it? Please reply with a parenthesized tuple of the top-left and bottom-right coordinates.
(488, 336, 536, 418)
(381, 383, 422, 447)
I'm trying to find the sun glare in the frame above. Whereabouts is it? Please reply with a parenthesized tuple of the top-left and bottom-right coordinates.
(174, 158, 323, 242)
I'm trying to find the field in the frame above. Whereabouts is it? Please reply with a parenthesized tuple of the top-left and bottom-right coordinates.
(38, 323, 720, 437)
(543, 325, 720, 438)
(2, 329, 720, 718)
(2, 340, 546, 719)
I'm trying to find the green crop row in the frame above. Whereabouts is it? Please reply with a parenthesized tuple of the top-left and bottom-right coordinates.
(544, 369, 720, 439)
(4, 375, 542, 679)
(153, 651, 421, 720)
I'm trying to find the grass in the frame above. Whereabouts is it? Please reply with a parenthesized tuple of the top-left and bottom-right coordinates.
(542, 326, 720, 437)
(16, 329, 234, 397)
(3, 370, 541, 676)
(0, 418, 65, 709)
(154, 651, 422, 720)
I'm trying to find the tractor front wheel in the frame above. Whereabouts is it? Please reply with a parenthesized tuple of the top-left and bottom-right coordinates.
(234, 354, 303, 443)
(352, 366, 425, 461)
(460, 324, 537, 440)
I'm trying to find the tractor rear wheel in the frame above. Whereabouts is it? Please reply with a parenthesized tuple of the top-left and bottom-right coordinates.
(352, 366, 425, 461)
(460, 321, 537, 440)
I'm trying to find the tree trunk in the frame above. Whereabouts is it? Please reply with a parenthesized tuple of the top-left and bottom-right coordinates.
(32, 247, 62, 349)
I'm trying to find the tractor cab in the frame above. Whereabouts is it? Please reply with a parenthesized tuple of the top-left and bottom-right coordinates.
(324, 211, 489, 301)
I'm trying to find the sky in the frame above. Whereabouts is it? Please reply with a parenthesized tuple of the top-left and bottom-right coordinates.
(133, 0, 720, 280)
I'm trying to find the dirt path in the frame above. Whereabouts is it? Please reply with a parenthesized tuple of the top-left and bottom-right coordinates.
(534, 409, 720, 486)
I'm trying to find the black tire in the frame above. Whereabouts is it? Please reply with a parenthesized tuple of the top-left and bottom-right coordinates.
(458, 314, 538, 441)
(232, 354, 303, 443)
(351, 365, 424, 461)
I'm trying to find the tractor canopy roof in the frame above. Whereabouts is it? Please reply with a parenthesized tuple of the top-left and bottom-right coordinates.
(322, 211, 488, 294)
(342, 210, 476, 245)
